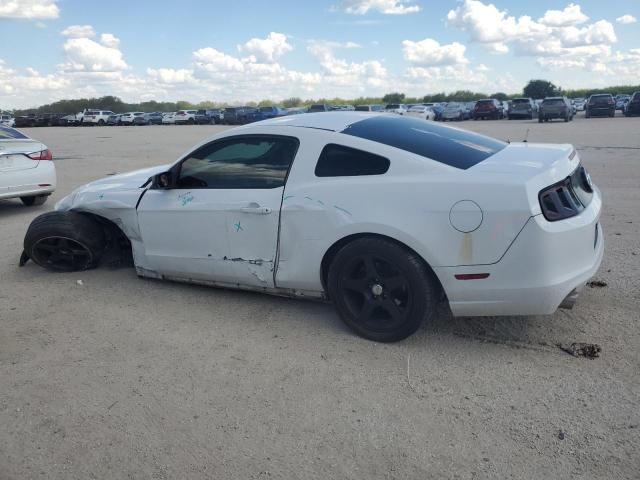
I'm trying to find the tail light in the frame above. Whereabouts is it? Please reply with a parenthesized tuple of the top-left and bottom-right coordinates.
(539, 164, 593, 221)
(27, 149, 53, 160)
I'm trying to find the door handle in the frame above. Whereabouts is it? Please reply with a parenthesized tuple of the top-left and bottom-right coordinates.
(240, 204, 272, 214)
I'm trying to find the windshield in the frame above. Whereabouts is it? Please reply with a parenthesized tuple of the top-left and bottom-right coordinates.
(543, 99, 564, 106)
(445, 103, 460, 110)
(342, 115, 506, 170)
(512, 99, 529, 104)
(386, 104, 400, 109)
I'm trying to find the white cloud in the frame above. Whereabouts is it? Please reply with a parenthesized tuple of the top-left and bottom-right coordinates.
(0, 0, 59, 19)
(402, 38, 468, 66)
(61, 24, 94, 38)
(447, 0, 617, 66)
(238, 32, 293, 63)
(61, 37, 128, 72)
(538, 4, 588, 27)
(100, 33, 120, 48)
(339, 0, 420, 15)
(193, 47, 245, 72)
(616, 15, 637, 25)
(146, 68, 194, 84)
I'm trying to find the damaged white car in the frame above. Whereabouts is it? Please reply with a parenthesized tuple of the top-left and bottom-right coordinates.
(21, 112, 603, 342)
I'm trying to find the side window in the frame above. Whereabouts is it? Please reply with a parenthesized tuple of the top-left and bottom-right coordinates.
(315, 144, 390, 177)
(176, 136, 298, 189)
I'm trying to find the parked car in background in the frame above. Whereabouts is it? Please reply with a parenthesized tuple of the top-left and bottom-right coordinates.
(508, 98, 536, 119)
(119, 112, 144, 125)
(624, 91, 640, 116)
(144, 112, 163, 125)
(254, 106, 284, 121)
(572, 98, 586, 111)
(82, 110, 115, 126)
(330, 105, 355, 111)
(430, 103, 447, 121)
(281, 107, 307, 116)
(0, 126, 56, 206)
(615, 95, 630, 111)
(308, 104, 331, 113)
(14, 114, 35, 128)
(174, 110, 198, 125)
(194, 109, 218, 124)
(406, 105, 435, 121)
(161, 112, 176, 124)
(384, 104, 408, 115)
(106, 114, 121, 126)
(586, 94, 615, 118)
(538, 97, 573, 122)
(1, 114, 15, 127)
(354, 105, 385, 112)
(473, 99, 504, 120)
(222, 107, 258, 125)
(441, 102, 469, 121)
(25, 112, 603, 342)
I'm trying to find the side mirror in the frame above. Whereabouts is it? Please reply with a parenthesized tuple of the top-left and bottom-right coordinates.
(151, 171, 174, 189)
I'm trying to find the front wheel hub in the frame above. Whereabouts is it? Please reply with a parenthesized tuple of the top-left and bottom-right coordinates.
(371, 283, 383, 297)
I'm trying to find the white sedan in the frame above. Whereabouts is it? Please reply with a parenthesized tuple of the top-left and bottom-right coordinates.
(21, 113, 603, 342)
(406, 105, 436, 121)
(1, 126, 56, 206)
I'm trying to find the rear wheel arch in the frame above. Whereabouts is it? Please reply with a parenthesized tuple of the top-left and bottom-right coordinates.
(320, 233, 443, 298)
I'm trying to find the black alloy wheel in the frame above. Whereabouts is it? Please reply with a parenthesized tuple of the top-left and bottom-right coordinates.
(328, 237, 438, 342)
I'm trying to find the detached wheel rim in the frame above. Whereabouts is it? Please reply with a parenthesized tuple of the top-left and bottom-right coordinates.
(31, 236, 93, 271)
(338, 254, 413, 333)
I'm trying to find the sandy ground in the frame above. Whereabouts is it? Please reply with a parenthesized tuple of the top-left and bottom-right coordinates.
(1, 115, 639, 479)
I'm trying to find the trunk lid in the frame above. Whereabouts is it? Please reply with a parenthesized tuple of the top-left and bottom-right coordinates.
(0, 140, 45, 172)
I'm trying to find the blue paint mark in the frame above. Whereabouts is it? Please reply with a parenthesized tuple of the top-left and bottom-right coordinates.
(283, 195, 295, 201)
(316, 199, 325, 205)
(333, 205, 353, 216)
(304, 196, 314, 201)
(234, 221, 243, 232)
(97, 193, 104, 200)
(178, 191, 193, 206)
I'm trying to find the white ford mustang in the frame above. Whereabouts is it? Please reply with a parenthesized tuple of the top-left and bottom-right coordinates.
(21, 112, 603, 342)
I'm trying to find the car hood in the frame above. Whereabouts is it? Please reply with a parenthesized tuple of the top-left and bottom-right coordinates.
(82, 164, 171, 191)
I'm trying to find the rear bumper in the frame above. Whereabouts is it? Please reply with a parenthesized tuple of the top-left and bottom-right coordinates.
(541, 111, 567, 118)
(436, 192, 603, 317)
(587, 107, 614, 115)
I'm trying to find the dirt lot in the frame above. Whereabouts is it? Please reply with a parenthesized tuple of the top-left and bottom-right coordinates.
(1, 115, 639, 479)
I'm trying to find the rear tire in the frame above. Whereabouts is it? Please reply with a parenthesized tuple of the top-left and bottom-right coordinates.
(20, 195, 48, 206)
(24, 211, 106, 272)
(327, 237, 439, 342)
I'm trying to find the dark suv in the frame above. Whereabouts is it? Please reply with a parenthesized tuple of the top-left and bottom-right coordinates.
(472, 99, 503, 120)
(195, 109, 222, 124)
(538, 97, 573, 122)
(508, 98, 536, 119)
(223, 107, 258, 125)
(585, 94, 615, 118)
(624, 91, 640, 117)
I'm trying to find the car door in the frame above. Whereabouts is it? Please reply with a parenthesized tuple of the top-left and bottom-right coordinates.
(136, 134, 299, 288)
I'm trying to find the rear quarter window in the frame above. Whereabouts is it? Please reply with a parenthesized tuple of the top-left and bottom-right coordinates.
(0, 126, 28, 139)
(315, 144, 390, 177)
(341, 115, 506, 170)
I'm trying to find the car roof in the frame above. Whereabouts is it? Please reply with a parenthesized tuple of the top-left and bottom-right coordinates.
(257, 111, 382, 132)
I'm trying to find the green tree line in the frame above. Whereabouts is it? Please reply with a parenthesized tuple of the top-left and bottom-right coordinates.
(6, 81, 639, 115)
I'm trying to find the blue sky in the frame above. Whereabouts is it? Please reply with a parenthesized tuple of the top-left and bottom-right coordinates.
(0, 0, 638, 108)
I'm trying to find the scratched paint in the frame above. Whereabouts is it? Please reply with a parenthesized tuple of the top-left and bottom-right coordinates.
(178, 191, 193, 206)
(234, 221, 243, 232)
(458, 232, 473, 264)
(283, 195, 295, 201)
(97, 193, 105, 200)
(333, 205, 353, 216)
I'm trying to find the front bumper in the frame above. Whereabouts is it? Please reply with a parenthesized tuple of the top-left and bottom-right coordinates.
(435, 192, 603, 317)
